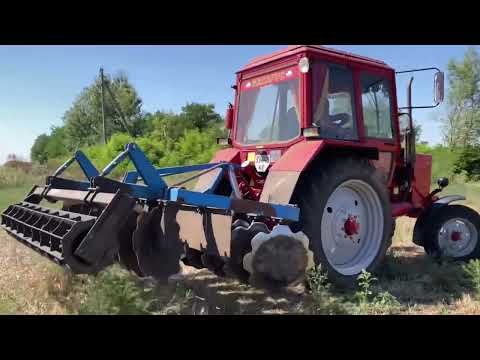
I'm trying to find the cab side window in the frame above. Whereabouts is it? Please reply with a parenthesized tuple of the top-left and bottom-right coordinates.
(360, 73, 394, 139)
(312, 62, 358, 140)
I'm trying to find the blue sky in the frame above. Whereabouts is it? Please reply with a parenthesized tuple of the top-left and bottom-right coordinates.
(0, 45, 475, 164)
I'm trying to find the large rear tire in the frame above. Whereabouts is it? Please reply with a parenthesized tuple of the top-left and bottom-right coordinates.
(294, 157, 393, 288)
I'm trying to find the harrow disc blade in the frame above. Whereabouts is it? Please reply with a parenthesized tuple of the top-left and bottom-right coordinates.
(132, 204, 184, 283)
(225, 221, 270, 281)
(117, 212, 144, 277)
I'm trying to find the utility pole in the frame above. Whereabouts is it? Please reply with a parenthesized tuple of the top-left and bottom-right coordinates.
(100, 67, 107, 145)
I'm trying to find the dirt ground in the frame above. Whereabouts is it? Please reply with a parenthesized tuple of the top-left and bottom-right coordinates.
(1, 225, 480, 315)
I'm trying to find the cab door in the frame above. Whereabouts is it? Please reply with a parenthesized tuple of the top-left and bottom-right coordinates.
(353, 66, 400, 185)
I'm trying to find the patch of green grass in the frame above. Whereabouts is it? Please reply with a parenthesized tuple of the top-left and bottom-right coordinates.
(0, 296, 17, 314)
(0, 185, 32, 211)
(305, 265, 348, 315)
(73, 266, 159, 315)
(350, 270, 401, 315)
(48, 265, 196, 315)
(463, 259, 480, 298)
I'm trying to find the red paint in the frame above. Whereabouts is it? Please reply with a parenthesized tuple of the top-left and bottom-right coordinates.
(225, 104, 233, 129)
(451, 231, 462, 242)
(344, 216, 360, 236)
(210, 148, 240, 164)
(412, 154, 433, 207)
(270, 140, 325, 172)
(392, 202, 415, 217)
(240, 66, 299, 91)
(236, 164, 265, 201)
(240, 46, 391, 73)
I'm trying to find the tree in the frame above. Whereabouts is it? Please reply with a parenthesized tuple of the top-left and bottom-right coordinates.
(30, 126, 68, 164)
(454, 145, 480, 181)
(63, 71, 144, 150)
(31, 134, 50, 163)
(180, 103, 223, 130)
(441, 47, 480, 147)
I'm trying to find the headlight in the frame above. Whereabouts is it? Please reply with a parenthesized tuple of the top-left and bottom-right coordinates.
(299, 57, 310, 73)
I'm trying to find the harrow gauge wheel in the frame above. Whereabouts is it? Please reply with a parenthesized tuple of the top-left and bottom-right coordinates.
(242, 225, 314, 288)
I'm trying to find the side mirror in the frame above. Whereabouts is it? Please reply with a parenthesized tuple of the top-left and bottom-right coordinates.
(434, 71, 445, 104)
(225, 103, 234, 129)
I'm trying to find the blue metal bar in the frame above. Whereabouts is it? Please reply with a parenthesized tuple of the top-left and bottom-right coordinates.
(168, 187, 230, 209)
(204, 167, 224, 194)
(124, 143, 167, 194)
(52, 157, 75, 177)
(75, 151, 100, 179)
(100, 149, 129, 177)
(122, 171, 139, 184)
(168, 188, 300, 222)
(123, 162, 226, 184)
(52, 150, 99, 181)
(124, 183, 160, 199)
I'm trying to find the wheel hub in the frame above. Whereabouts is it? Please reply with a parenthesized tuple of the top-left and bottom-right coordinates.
(321, 179, 384, 276)
(438, 218, 477, 258)
(451, 231, 462, 242)
(344, 216, 360, 237)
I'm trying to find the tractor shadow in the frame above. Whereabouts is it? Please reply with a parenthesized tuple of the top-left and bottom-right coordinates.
(158, 245, 477, 315)
(376, 245, 475, 308)
(168, 266, 307, 315)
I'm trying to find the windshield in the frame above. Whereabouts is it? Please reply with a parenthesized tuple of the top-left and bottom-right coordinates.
(235, 71, 300, 145)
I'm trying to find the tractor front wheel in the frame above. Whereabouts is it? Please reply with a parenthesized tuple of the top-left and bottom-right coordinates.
(294, 157, 393, 288)
(422, 205, 480, 261)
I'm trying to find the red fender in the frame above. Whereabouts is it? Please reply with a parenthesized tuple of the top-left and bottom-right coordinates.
(260, 140, 326, 204)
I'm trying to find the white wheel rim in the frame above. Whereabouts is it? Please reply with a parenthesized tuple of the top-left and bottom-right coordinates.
(437, 218, 478, 258)
(321, 179, 384, 276)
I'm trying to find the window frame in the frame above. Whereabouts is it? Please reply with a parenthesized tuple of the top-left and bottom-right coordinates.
(233, 63, 304, 148)
(358, 70, 396, 143)
(235, 76, 301, 146)
(310, 60, 359, 141)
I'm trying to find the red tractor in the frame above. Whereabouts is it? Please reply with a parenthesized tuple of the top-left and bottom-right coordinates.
(213, 45, 480, 287)
(3, 45, 480, 289)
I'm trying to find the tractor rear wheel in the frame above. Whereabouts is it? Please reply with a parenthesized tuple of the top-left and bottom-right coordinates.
(294, 157, 393, 288)
(422, 205, 480, 261)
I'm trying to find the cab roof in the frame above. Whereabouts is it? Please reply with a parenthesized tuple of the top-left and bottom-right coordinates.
(239, 45, 393, 73)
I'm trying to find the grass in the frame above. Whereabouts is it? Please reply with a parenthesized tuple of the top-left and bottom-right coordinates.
(0, 185, 33, 211)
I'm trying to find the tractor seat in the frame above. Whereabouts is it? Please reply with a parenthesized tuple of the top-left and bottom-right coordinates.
(279, 106, 300, 141)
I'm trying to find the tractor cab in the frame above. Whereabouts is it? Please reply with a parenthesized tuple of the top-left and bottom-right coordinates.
(224, 45, 444, 208)
(228, 45, 398, 147)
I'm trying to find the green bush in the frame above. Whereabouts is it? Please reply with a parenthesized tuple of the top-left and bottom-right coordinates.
(463, 259, 480, 297)
(77, 266, 157, 315)
(417, 144, 461, 183)
(454, 146, 480, 182)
